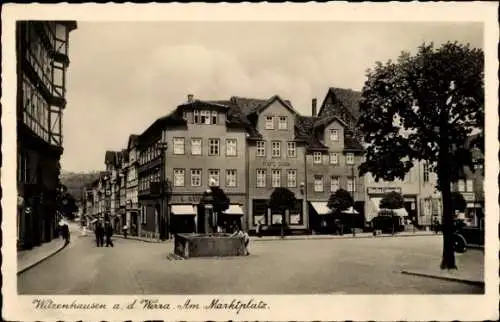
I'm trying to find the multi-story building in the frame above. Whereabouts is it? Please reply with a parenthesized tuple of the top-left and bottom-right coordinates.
(125, 134, 140, 236)
(84, 171, 111, 224)
(235, 95, 308, 233)
(16, 21, 77, 249)
(118, 149, 128, 233)
(164, 95, 249, 233)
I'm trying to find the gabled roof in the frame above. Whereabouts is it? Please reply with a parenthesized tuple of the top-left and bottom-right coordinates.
(104, 151, 118, 165)
(230, 97, 269, 115)
(313, 114, 349, 129)
(295, 116, 328, 151)
(317, 87, 362, 121)
(127, 134, 139, 149)
(250, 95, 299, 116)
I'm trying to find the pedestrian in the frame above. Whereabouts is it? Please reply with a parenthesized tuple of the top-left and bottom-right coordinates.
(105, 221, 114, 247)
(95, 220, 105, 247)
(232, 227, 250, 256)
(59, 220, 70, 245)
(256, 219, 263, 238)
(122, 224, 128, 239)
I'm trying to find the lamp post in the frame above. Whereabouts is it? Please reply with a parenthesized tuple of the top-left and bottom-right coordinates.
(351, 164, 356, 237)
(157, 141, 168, 240)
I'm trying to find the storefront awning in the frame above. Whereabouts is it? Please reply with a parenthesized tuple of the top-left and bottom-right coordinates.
(366, 198, 382, 222)
(381, 208, 408, 217)
(310, 202, 331, 215)
(341, 206, 359, 214)
(171, 205, 196, 215)
(223, 204, 244, 215)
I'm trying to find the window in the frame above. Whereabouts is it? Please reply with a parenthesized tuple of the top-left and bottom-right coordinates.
(173, 137, 185, 155)
(265, 116, 274, 129)
(330, 152, 338, 165)
(271, 141, 281, 158)
(466, 179, 473, 192)
(190, 169, 202, 187)
(208, 169, 220, 186)
(193, 110, 200, 124)
(256, 169, 266, 188)
(200, 110, 210, 124)
(330, 176, 339, 192)
(423, 162, 430, 182)
(287, 142, 296, 158)
(182, 111, 189, 122)
(458, 180, 465, 192)
(191, 138, 202, 155)
(329, 129, 339, 141)
(271, 169, 281, 187)
(174, 169, 185, 187)
(346, 153, 354, 165)
(211, 111, 218, 124)
(226, 169, 237, 187)
(278, 116, 288, 130)
(208, 138, 220, 156)
(256, 141, 266, 157)
(314, 175, 324, 192)
(287, 169, 297, 188)
(226, 139, 237, 156)
(141, 205, 147, 224)
(313, 152, 322, 164)
(347, 177, 356, 192)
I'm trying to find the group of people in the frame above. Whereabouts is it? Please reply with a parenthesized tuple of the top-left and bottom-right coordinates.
(230, 225, 250, 256)
(94, 220, 115, 247)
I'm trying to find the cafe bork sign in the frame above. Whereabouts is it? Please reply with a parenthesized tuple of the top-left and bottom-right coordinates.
(367, 187, 402, 195)
(262, 161, 291, 167)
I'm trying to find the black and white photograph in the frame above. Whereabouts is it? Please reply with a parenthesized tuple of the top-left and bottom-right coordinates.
(2, 3, 498, 321)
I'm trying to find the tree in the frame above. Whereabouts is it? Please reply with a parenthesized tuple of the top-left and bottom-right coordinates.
(327, 189, 353, 213)
(210, 186, 230, 215)
(357, 42, 484, 269)
(451, 191, 467, 213)
(269, 187, 297, 237)
(380, 191, 405, 210)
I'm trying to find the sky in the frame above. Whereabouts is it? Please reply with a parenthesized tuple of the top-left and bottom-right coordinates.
(61, 21, 483, 172)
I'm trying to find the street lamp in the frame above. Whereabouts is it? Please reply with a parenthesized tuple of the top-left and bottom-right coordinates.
(157, 141, 168, 240)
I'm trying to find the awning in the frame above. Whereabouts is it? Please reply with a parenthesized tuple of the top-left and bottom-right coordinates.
(171, 205, 196, 215)
(223, 204, 244, 216)
(342, 206, 359, 214)
(389, 208, 408, 217)
(310, 202, 331, 215)
(366, 198, 382, 222)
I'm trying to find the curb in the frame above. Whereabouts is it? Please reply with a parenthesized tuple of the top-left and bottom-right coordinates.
(400, 270, 484, 287)
(468, 244, 484, 250)
(17, 240, 69, 275)
(251, 233, 435, 242)
(113, 234, 169, 244)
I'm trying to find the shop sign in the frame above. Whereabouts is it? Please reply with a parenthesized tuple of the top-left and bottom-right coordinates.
(263, 161, 291, 167)
(367, 187, 402, 194)
(170, 194, 204, 204)
(461, 193, 475, 202)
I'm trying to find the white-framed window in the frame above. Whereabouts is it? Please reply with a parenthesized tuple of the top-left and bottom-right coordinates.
(313, 152, 322, 164)
(208, 138, 220, 156)
(466, 179, 474, 192)
(191, 138, 202, 155)
(287, 169, 297, 188)
(423, 162, 430, 182)
(200, 110, 211, 124)
(287, 142, 296, 158)
(173, 169, 185, 187)
(208, 169, 220, 186)
(193, 110, 200, 124)
(329, 129, 339, 141)
(278, 116, 288, 130)
(190, 169, 202, 187)
(256, 141, 266, 157)
(226, 139, 237, 156)
(141, 205, 147, 224)
(271, 169, 281, 188)
(211, 111, 218, 125)
(347, 177, 356, 192)
(182, 111, 189, 121)
(458, 180, 465, 192)
(271, 141, 281, 158)
(329, 152, 338, 165)
(256, 169, 266, 188)
(346, 153, 355, 165)
(330, 176, 339, 192)
(314, 175, 324, 192)
(226, 169, 237, 187)
(173, 137, 185, 155)
(265, 116, 274, 129)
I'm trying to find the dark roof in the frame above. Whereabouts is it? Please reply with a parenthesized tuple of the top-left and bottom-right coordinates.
(344, 135, 364, 152)
(138, 109, 186, 146)
(128, 134, 139, 148)
(317, 87, 362, 121)
(295, 116, 328, 150)
(104, 151, 118, 165)
(230, 97, 268, 115)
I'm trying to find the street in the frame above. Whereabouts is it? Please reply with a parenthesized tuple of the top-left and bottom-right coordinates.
(18, 233, 484, 294)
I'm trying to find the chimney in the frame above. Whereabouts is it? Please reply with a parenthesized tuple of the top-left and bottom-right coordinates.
(187, 94, 194, 103)
(312, 98, 317, 117)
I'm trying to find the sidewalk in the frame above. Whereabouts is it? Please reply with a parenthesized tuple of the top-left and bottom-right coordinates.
(401, 249, 484, 286)
(113, 234, 170, 243)
(17, 238, 67, 274)
(251, 230, 435, 241)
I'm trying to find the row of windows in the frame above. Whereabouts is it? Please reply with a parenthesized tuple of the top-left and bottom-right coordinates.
(173, 169, 238, 188)
(138, 170, 161, 192)
(312, 151, 355, 165)
(256, 141, 297, 158)
(183, 110, 219, 125)
(313, 175, 356, 193)
(23, 76, 52, 143)
(456, 179, 474, 193)
(139, 142, 161, 165)
(256, 169, 298, 188)
(264, 115, 289, 130)
(173, 138, 238, 156)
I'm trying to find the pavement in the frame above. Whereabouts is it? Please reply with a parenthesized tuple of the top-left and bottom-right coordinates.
(18, 233, 484, 294)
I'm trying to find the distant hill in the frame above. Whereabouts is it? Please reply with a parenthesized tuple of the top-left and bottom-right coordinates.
(60, 171, 101, 201)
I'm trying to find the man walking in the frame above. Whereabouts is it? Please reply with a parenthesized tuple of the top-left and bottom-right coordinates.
(105, 221, 114, 247)
(95, 220, 105, 247)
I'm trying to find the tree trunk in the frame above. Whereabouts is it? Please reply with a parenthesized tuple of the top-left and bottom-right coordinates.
(438, 120, 457, 270)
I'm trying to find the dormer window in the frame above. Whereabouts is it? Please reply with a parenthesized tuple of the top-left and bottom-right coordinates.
(211, 111, 218, 124)
(265, 116, 274, 130)
(278, 116, 288, 130)
(330, 129, 339, 141)
(200, 110, 210, 124)
(193, 110, 200, 124)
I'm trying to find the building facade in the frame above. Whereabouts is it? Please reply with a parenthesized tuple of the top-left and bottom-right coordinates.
(16, 21, 77, 249)
(125, 135, 140, 236)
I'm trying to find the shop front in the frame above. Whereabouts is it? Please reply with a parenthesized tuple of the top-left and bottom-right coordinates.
(251, 199, 304, 235)
(461, 192, 483, 227)
(366, 187, 416, 226)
